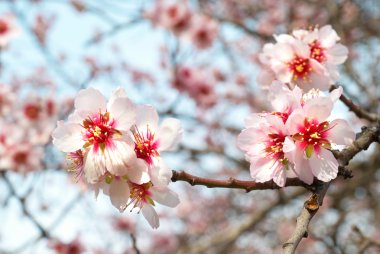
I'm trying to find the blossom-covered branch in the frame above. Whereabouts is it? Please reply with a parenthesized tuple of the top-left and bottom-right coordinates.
(283, 124, 380, 253)
(171, 170, 311, 191)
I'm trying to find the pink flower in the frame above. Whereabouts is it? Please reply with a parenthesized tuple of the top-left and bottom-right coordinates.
(293, 25, 348, 65)
(145, 0, 192, 34)
(188, 15, 218, 50)
(284, 94, 355, 184)
(259, 38, 332, 91)
(126, 181, 179, 229)
(0, 14, 20, 48)
(132, 105, 182, 186)
(52, 87, 149, 185)
(237, 114, 295, 187)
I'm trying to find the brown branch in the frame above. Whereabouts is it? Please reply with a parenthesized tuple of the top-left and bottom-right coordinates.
(282, 125, 380, 254)
(331, 85, 380, 122)
(171, 170, 313, 192)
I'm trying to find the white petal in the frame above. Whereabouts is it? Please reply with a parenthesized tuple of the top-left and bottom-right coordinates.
(75, 88, 107, 115)
(84, 151, 105, 184)
(136, 105, 159, 132)
(127, 158, 150, 184)
(292, 149, 314, 184)
(319, 25, 340, 48)
(103, 142, 133, 176)
(108, 97, 136, 131)
(309, 149, 338, 182)
(328, 119, 355, 146)
(272, 166, 286, 187)
(150, 158, 172, 187)
(330, 86, 343, 103)
(249, 157, 275, 182)
(303, 97, 333, 122)
(52, 121, 84, 152)
(285, 109, 305, 134)
(327, 44, 348, 64)
(142, 205, 160, 229)
(109, 87, 127, 105)
(157, 118, 182, 151)
(109, 180, 130, 212)
(151, 187, 180, 207)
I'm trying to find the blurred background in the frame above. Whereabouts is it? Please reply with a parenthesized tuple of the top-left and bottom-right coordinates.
(0, 0, 380, 253)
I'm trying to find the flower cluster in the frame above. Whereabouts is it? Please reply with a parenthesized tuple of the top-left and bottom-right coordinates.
(257, 25, 348, 91)
(239, 26, 354, 187)
(144, 0, 218, 50)
(0, 84, 65, 174)
(52, 87, 182, 228)
(0, 13, 20, 48)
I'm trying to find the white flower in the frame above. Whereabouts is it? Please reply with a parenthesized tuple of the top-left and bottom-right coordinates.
(52, 87, 149, 184)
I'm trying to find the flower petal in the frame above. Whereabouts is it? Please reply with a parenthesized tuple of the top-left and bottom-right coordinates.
(151, 187, 180, 208)
(309, 148, 338, 182)
(109, 179, 130, 212)
(136, 105, 159, 132)
(108, 97, 136, 131)
(157, 118, 182, 151)
(142, 205, 159, 229)
(75, 88, 107, 116)
(328, 119, 355, 146)
(52, 121, 84, 152)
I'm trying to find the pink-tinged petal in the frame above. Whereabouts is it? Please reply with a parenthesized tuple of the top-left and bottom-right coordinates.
(328, 119, 355, 146)
(309, 148, 338, 182)
(157, 118, 182, 151)
(108, 97, 136, 131)
(75, 88, 107, 115)
(330, 86, 343, 103)
(52, 121, 84, 152)
(84, 151, 105, 184)
(127, 158, 150, 184)
(142, 205, 159, 229)
(151, 187, 180, 208)
(323, 62, 340, 83)
(244, 113, 266, 128)
(249, 157, 275, 182)
(283, 137, 296, 154)
(256, 69, 275, 87)
(327, 43, 348, 64)
(293, 40, 310, 58)
(103, 142, 134, 177)
(303, 97, 333, 122)
(307, 71, 331, 91)
(136, 105, 159, 132)
(150, 158, 172, 187)
(109, 87, 127, 104)
(67, 111, 83, 124)
(237, 128, 260, 151)
(274, 34, 295, 44)
(292, 149, 314, 184)
(292, 29, 309, 40)
(319, 25, 340, 48)
(109, 180, 130, 212)
(285, 109, 305, 134)
(271, 60, 292, 83)
(272, 43, 294, 62)
(246, 143, 266, 158)
(272, 166, 286, 187)
(265, 114, 287, 134)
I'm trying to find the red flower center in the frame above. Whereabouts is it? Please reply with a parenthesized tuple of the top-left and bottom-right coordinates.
(288, 56, 312, 81)
(309, 40, 326, 63)
(82, 112, 118, 153)
(13, 151, 28, 165)
(24, 104, 41, 121)
(293, 118, 332, 156)
(265, 132, 287, 164)
(128, 182, 153, 211)
(133, 125, 159, 165)
(0, 20, 8, 35)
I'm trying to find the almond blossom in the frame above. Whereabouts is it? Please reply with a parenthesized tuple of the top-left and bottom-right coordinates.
(259, 38, 332, 91)
(126, 181, 180, 229)
(52, 87, 149, 185)
(0, 14, 20, 48)
(131, 104, 182, 186)
(284, 93, 355, 184)
(237, 114, 295, 187)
